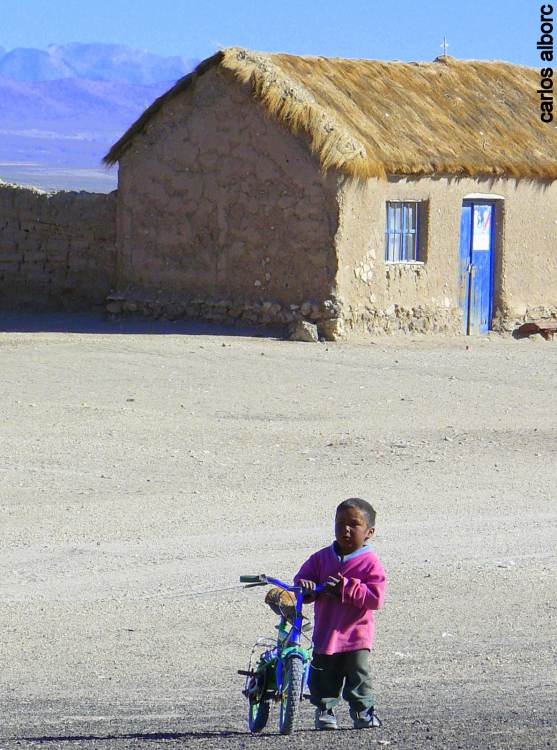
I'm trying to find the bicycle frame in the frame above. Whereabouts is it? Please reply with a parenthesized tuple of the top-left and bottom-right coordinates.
(239, 574, 323, 733)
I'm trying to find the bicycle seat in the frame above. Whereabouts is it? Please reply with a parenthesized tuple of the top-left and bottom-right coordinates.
(265, 586, 297, 622)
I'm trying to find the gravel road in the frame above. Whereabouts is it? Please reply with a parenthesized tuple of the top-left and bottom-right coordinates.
(1, 317, 556, 749)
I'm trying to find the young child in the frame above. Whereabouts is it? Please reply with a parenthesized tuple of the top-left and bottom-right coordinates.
(294, 497, 386, 730)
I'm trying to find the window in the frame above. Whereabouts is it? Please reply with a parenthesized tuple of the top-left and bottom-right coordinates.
(385, 201, 421, 262)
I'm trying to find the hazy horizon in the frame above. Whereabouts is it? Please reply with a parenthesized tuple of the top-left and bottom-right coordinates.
(0, 1, 538, 67)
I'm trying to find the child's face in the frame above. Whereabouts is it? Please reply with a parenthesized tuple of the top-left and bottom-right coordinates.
(335, 507, 375, 555)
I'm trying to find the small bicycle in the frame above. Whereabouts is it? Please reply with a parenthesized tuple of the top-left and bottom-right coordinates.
(238, 574, 322, 735)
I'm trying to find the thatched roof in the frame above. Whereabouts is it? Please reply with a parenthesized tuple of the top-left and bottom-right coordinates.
(104, 47, 557, 181)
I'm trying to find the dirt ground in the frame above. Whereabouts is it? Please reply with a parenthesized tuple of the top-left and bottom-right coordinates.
(0, 316, 556, 750)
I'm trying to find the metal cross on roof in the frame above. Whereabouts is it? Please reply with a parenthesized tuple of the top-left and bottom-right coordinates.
(441, 37, 449, 56)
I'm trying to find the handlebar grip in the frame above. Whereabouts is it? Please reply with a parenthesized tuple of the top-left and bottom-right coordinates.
(239, 574, 267, 583)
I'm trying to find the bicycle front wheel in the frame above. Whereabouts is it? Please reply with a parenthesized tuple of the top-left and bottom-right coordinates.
(278, 653, 304, 735)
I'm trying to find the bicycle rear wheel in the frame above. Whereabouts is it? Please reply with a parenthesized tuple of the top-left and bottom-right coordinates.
(278, 653, 304, 735)
(247, 672, 270, 732)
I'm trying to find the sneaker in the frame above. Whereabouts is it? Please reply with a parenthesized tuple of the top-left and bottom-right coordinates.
(314, 708, 339, 730)
(350, 707, 381, 729)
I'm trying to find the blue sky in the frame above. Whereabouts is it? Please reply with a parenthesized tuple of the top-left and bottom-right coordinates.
(0, 0, 539, 67)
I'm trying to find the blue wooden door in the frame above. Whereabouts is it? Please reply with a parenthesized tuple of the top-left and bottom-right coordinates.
(458, 201, 495, 335)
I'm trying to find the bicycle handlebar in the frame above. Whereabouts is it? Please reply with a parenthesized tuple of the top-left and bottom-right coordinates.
(240, 574, 323, 593)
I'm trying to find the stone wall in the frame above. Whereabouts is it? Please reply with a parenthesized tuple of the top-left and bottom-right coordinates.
(0, 183, 117, 310)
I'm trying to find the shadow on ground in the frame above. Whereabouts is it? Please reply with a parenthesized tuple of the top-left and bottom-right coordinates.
(0, 311, 280, 338)
(18, 730, 246, 743)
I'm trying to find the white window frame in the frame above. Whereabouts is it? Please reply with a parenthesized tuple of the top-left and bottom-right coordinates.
(385, 200, 423, 263)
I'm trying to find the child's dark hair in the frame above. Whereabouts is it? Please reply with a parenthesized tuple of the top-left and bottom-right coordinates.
(336, 498, 376, 528)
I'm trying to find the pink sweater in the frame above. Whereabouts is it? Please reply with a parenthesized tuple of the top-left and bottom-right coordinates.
(294, 544, 386, 655)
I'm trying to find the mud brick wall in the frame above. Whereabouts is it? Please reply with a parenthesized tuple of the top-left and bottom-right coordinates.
(0, 184, 117, 310)
(116, 65, 339, 305)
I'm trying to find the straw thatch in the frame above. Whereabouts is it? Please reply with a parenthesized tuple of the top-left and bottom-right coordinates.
(104, 47, 557, 180)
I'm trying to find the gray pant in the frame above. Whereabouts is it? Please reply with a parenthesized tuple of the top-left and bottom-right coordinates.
(309, 649, 375, 713)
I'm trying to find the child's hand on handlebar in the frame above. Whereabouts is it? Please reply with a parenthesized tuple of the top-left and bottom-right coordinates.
(298, 579, 317, 593)
(324, 575, 342, 598)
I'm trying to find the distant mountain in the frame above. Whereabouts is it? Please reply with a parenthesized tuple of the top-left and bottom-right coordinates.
(0, 48, 75, 81)
(0, 43, 199, 84)
(0, 76, 171, 125)
(0, 43, 199, 191)
(0, 76, 173, 192)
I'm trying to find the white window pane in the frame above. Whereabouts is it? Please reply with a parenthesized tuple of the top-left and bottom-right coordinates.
(393, 233, 401, 261)
(385, 201, 421, 262)
(407, 233, 416, 261)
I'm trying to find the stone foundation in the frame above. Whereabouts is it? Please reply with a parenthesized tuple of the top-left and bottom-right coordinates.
(104, 291, 469, 338)
(105, 294, 553, 339)
(344, 302, 462, 335)
(105, 291, 346, 340)
(492, 306, 557, 333)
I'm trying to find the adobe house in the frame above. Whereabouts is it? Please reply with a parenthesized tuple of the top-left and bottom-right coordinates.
(103, 48, 557, 337)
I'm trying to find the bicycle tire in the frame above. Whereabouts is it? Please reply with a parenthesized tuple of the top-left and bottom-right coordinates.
(278, 653, 304, 735)
(247, 673, 270, 733)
